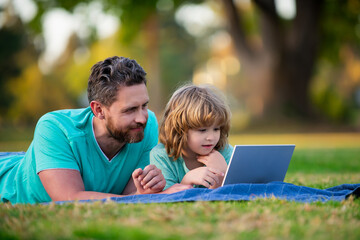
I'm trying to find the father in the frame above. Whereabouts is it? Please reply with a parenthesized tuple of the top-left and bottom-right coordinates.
(0, 56, 190, 204)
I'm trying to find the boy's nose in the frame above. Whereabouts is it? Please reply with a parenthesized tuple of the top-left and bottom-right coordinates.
(206, 134, 214, 141)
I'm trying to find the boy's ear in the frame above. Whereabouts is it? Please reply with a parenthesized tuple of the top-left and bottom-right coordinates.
(90, 101, 105, 119)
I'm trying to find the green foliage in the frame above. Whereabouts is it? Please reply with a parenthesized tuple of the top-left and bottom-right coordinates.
(2, 0, 360, 126)
(319, 0, 360, 63)
(6, 63, 76, 124)
(158, 11, 197, 97)
(116, 0, 158, 44)
(312, 85, 353, 123)
(0, 0, 200, 124)
(311, 0, 360, 123)
(0, 20, 30, 116)
(31, 0, 165, 44)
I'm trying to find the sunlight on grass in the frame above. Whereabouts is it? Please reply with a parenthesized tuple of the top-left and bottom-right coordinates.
(1, 132, 360, 152)
(286, 173, 360, 188)
(229, 132, 360, 149)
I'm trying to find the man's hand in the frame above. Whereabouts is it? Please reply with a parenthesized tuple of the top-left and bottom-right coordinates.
(181, 167, 224, 189)
(197, 150, 227, 174)
(132, 164, 166, 194)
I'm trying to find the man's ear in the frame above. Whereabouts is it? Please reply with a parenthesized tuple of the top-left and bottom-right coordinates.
(90, 101, 105, 119)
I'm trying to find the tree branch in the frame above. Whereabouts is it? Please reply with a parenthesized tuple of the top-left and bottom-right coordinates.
(253, 0, 278, 18)
(285, 0, 323, 84)
(222, 0, 256, 60)
(253, 0, 283, 57)
(288, 0, 323, 53)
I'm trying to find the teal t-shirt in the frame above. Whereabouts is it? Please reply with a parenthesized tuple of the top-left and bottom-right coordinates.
(0, 107, 158, 204)
(150, 143, 233, 190)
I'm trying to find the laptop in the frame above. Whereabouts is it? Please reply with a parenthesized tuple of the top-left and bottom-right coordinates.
(221, 144, 295, 186)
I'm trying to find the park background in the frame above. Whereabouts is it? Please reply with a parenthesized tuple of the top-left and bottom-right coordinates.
(0, 1, 360, 239)
(0, 0, 360, 141)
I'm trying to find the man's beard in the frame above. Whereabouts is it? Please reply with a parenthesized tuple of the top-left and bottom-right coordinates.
(106, 118, 146, 143)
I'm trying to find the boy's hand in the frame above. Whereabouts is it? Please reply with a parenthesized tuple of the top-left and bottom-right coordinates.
(197, 150, 227, 174)
(160, 184, 193, 194)
(181, 167, 224, 189)
(132, 165, 166, 194)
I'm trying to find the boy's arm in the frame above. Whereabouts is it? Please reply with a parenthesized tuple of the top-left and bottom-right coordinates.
(150, 147, 179, 190)
(197, 150, 228, 174)
(181, 167, 224, 188)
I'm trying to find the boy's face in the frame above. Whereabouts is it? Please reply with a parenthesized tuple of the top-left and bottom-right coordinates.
(103, 83, 149, 143)
(186, 124, 221, 156)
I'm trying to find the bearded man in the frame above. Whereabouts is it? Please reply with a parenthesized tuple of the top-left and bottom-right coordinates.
(0, 56, 190, 204)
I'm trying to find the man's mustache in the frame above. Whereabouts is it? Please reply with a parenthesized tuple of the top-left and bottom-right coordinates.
(129, 123, 146, 129)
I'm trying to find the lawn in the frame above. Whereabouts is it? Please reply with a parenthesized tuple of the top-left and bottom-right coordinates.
(0, 133, 360, 240)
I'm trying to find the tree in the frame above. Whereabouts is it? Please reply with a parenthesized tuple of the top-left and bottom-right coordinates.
(222, 0, 360, 122)
(28, 0, 196, 116)
(0, 16, 35, 120)
(4, 0, 359, 125)
(223, 0, 323, 119)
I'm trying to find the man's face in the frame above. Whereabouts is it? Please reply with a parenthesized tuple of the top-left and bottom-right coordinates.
(104, 84, 149, 143)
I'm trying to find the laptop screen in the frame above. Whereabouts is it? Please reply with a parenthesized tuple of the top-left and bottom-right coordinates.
(222, 144, 295, 186)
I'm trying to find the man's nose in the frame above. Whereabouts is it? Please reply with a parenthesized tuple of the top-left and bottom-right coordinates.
(135, 110, 147, 124)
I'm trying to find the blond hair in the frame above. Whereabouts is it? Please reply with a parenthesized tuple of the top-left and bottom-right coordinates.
(159, 83, 231, 160)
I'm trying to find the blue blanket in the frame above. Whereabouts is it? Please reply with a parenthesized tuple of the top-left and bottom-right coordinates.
(70, 182, 360, 204)
(1, 152, 359, 204)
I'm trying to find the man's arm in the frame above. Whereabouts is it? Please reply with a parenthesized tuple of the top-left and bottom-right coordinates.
(39, 165, 188, 202)
(38, 169, 125, 201)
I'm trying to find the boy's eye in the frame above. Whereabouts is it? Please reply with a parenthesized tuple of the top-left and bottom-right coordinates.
(198, 129, 206, 132)
(214, 127, 220, 131)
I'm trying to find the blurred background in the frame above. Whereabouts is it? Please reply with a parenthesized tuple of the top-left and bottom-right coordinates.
(0, 0, 360, 145)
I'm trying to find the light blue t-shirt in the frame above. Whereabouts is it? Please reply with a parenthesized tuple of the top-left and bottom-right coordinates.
(150, 143, 233, 190)
(0, 107, 158, 204)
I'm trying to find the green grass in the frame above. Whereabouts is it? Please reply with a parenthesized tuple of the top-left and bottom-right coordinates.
(0, 126, 33, 152)
(288, 148, 360, 173)
(1, 197, 359, 240)
(0, 141, 30, 152)
(1, 136, 360, 239)
(285, 148, 360, 188)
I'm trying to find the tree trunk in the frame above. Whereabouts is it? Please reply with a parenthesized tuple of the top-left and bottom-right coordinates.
(143, 14, 163, 118)
(222, 0, 323, 119)
(271, 0, 323, 118)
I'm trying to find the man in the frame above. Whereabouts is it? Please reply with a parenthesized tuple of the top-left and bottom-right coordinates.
(0, 56, 190, 204)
